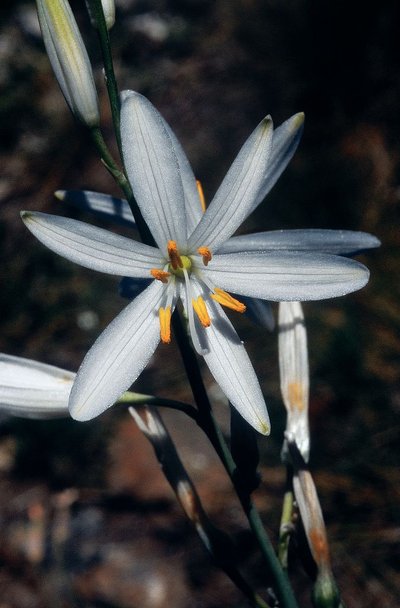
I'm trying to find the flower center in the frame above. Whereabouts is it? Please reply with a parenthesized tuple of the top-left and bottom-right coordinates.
(169, 255, 192, 277)
(149, 239, 246, 345)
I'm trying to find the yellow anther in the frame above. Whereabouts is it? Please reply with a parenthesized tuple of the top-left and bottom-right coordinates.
(211, 288, 246, 313)
(192, 296, 211, 328)
(167, 240, 183, 270)
(159, 306, 172, 343)
(197, 246, 212, 266)
(196, 180, 206, 213)
(150, 269, 171, 283)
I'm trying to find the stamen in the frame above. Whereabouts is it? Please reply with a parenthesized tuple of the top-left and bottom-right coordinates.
(150, 269, 171, 283)
(192, 296, 211, 328)
(196, 180, 206, 213)
(211, 288, 246, 313)
(159, 306, 172, 343)
(197, 246, 212, 266)
(167, 240, 183, 270)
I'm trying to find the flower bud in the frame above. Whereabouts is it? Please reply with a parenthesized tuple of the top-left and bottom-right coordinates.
(36, 0, 100, 126)
(279, 301, 310, 462)
(86, 0, 115, 30)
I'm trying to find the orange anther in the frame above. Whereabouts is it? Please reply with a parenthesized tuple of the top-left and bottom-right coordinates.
(196, 180, 206, 213)
(211, 288, 246, 313)
(150, 269, 171, 283)
(167, 240, 183, 270)
(159, 306, 172, 343)
(197, 246, 212, 266)
(192, 296, 211, 328)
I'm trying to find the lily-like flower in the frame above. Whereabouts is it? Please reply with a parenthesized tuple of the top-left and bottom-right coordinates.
(0, 353, 73, 418)
(36, 0, 100, 126)
(22, 91, 370, 433)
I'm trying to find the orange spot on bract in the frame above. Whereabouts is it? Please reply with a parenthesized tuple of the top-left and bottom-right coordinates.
(309, 528, 330, 566)
(288, 382, 305, 412)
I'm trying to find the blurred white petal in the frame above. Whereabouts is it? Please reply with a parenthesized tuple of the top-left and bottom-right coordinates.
(0, 354, 73, 418)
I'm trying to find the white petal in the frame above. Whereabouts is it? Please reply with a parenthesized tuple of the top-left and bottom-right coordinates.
(278, 302, 309, 461)
(183, 279, 270, 434)
(0, 354, 73, 418)
(21, 211, 162, 278)
(121, 91, 187, 253)
(159, 120, 203, 236)
(201, 251, 370, 301)
(218, 229, 381, 255)
(70, 281, 168, 421)
(252, 113, 304, 210)
(56, 190, 135, 227)
(188, 116, 273, 252)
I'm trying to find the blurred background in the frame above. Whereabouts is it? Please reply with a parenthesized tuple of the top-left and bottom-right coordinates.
(0, 0, 399, 606)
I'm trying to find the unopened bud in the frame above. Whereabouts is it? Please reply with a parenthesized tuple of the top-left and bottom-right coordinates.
(312, 571, 342, 608)
(86, 0, 115, 30)
(279, 301, 310, 462)
(36, 0, 100, 126)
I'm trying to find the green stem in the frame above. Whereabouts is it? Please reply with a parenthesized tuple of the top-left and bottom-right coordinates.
(118, 391, 199, 422)
(88, 0, 122, 154)
(172, 313, 299, 608)
(278, 485, 295, 570)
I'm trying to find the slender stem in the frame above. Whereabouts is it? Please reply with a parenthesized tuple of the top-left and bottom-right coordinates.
(172, 313, 299, 608)
(118, 391, 199, 422)
(278, 485, 295, 569)
(88, 0, 122, 154)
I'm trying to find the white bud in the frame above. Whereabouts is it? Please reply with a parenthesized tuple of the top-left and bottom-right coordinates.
(279, 301, 310, 461)
(36, 0, 100, 126)
(86, 0, 115, 30)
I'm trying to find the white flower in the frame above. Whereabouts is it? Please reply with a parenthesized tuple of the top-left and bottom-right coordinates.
(0, 353, 73, 418)
(21, 91, 370, 433)
(36, 0, 100, 126)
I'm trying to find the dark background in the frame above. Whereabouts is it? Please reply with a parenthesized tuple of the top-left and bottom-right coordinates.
(0, 1, 399, 606)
